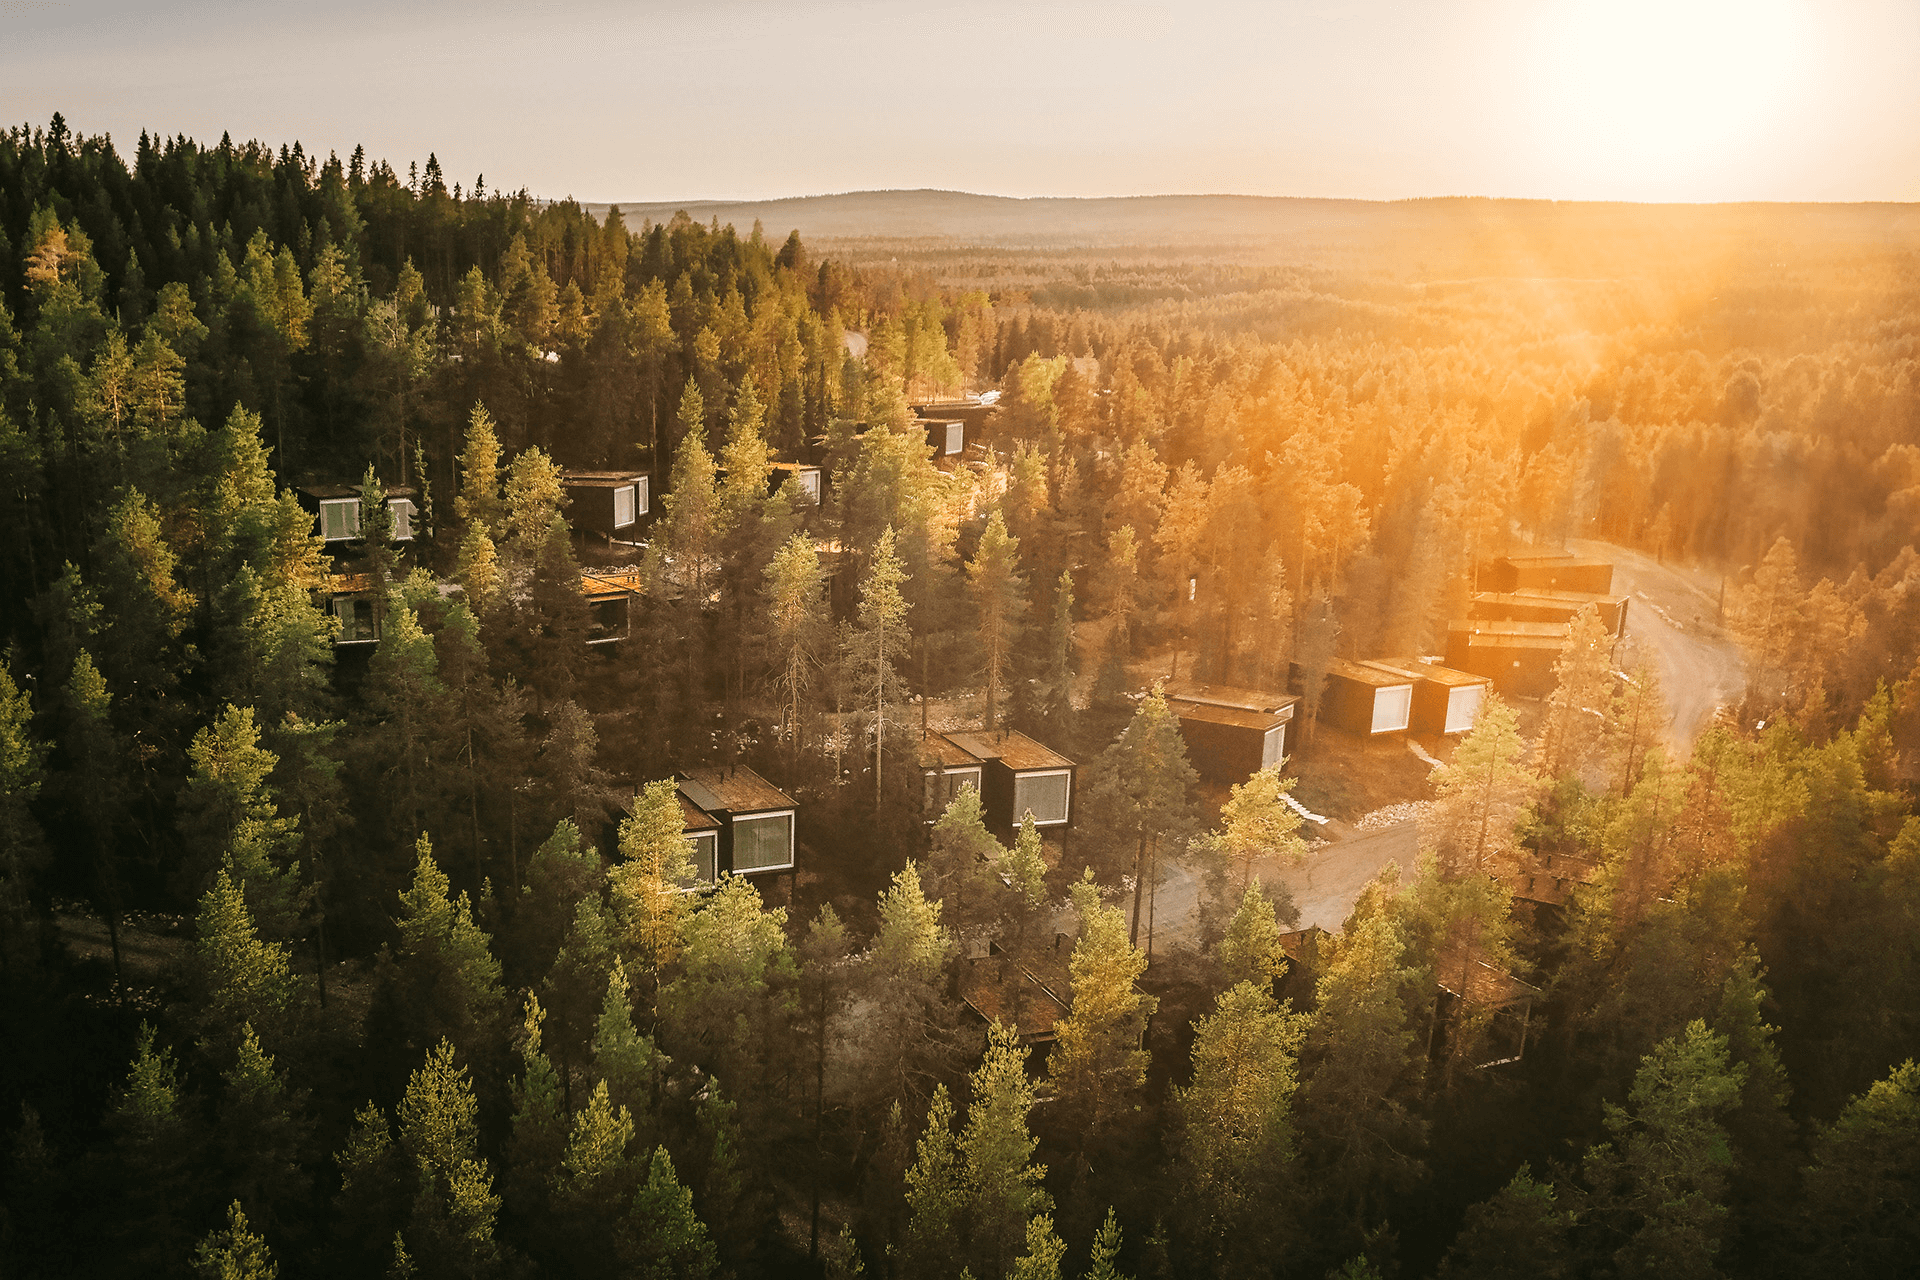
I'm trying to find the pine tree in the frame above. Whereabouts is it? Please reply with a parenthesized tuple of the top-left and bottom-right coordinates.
(962, 1022, 1050, 1280)
(608, 778, 695, 974)
(1173, 981, 1308, 1274)
(395, 1040, 507, 1278)
(854, 526, 912, 811)
(923, 785, 1005, 951)
(367, 835, 505, 1076)
(763, 532, 830, 759)
(1539, 605, 1616, 781)
(193, 869, 299, 1055)
(901, 1084, 966, 1280)
(1087, 1209, 1131, 1280)
(1214, 765, 1309, 895)
(504, 995, 567, 1237)
(1217, 880, 1291, 991)
(105, 1023, 201, 1273)
(1801, 1058, 1920, 1275)
(1436, 1166, 1572, 1280)
(454, 405, 506, 536)
(616, 1147, 718, 1280)
(969, 510, 1028, 732)
(181, 704, 307, 940)
(1079, 689, 1199, 952)
(213, 1025, 311, 1246)
(1048, 878, 1156, 1142)
(0, 660, 50, 972)
(593, 959, 669, 1130)
(192, 1201, 278, 1280)
(1425, 695, 1536, 878)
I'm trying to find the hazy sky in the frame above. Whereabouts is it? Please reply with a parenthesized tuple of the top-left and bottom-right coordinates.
(4, 0, 1916, 204)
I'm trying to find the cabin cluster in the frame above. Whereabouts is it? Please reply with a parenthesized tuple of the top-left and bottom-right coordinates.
(1447, 551, 1626, 697)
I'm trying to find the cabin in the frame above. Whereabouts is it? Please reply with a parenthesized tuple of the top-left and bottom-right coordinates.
(580, 571, 643, 645)
(320, 573, 380, 645)
(1358, 659, 1491, 735)
(769, 461, 824, 506)
(296, 482, 419, 545)
(957, 948, 1072, 1047)
(1485, 552, 1615, 596)
(1431, 952, 1540, 1069)
(912, 398, 996, 451)
(561, 470, 649, 543)
(675, 793, 725, 889)
(920, 417, 969, 462)
(1302, 658, 1415, 736)
(1469, 589, 1630, 638)
(939, 729, 1075, 836)
(1162, 680, 1299, 783)
(1444, 621, 1570, 698)
(675, 766, 797, 878)
(919, 730, 986, 821)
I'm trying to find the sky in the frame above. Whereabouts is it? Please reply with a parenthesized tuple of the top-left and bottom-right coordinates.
(3, 0, 1916, 204)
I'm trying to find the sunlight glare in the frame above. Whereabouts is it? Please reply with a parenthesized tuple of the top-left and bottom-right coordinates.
(1529, 0, 1811, 199)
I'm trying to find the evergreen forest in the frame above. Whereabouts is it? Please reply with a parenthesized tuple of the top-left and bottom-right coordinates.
(1, 117, 1918, 1279)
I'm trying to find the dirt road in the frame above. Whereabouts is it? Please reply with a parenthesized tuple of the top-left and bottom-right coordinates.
(1575, 539, 1747, 747)
(1134, 818, 1422, 952)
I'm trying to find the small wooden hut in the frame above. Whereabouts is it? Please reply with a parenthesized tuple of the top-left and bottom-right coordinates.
(1163, 680, 1299, 782)
(676, 766, 798, 878)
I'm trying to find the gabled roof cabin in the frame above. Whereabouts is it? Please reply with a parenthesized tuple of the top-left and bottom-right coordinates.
(1444, 621, 1570, 697)
(1305, 659, 1416, 736)
(561, 470, 649, 541)
(1358, 659, 1492, 735)
(939, 729, 1075, 835)
(676, 766, 797, 878)
(1163, 681, 1299, 783)
(1469, 589, 1629, 638)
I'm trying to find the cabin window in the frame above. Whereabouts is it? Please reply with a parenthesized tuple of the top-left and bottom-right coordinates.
(319, 499, 360, 541)
(681, 832, 718, 888)
(635, 475, 650, 515)
(333, 596, 378, 644)
(1446, 684, 1485, 734)
(1261, 724, 1286, 769)
(944, 422, 964, 455)
(587, 596, 629, 644)
(614, 484, 637, 529)
(924, 766, 982, 816)
(1371, 685, 1413, 734)
(798, 470, 822, 504)
(1013, 770, 1071, 825)
(731, 811, 794, 872)
(388, 498, 417, 541)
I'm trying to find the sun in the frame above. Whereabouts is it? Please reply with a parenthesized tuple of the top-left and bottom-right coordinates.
(1527, 0, 1812, 200)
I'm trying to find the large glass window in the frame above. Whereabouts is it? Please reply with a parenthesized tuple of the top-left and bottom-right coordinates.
(798, 470, 822, 504)
(1371, 684, 1412, 734)
(681, 832, 718, 888)
(388, 498, 416, 541)
(334, 597, 378, 644)
(944, 422, 964, 455)
(731, 812, 794, 872)
(1013, 771, 1070, 825)
(614, 484, 637, 529)
(588, 597, 629, 643)
(924, 767, 981, 817)
(320, 499, 359, 541)
(635, 475, 650, 515)
(1446, 684, 1486, 734)
(1261, 724, 1286, 769)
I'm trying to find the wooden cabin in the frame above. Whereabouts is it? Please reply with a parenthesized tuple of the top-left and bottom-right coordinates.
(561, 470, 649, 542)
(1486, 552, 1614, 596)
(1444, 620, 1570, 697)
(957, 949, 1072, 1047)
(1432, 952, 1540, 1069)
(1308, 659, 1415, 736)
(921, 417, 969, 462)
(940, 729, 1075, 835)
(580, 571, 643, 645)
(1469, 589, 1629, 638)
(1358, 659, 1491, 735)
(912, 398, 996, 450)
(1163, 680, 1299, 783)
(676, 766, 797, 877)
(320, 573, 380, 646)
(769, 461, 824, 506)
(296, 482, 418, 545)
(919, 730, 986, 822)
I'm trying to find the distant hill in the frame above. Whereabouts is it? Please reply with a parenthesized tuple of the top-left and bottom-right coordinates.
(579, 189, 1920, 260)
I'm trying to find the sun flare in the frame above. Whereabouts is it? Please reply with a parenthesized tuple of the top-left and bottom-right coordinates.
(1529, 0, 1811, 199)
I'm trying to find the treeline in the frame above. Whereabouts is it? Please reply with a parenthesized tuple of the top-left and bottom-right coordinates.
(1, 117, 1918, 1279)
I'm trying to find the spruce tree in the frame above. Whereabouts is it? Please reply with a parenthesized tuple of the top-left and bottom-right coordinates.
(962, 1022, 1050, 1280)
(968, 509, 1028, 732)
(1048, 878, 1156, 1142)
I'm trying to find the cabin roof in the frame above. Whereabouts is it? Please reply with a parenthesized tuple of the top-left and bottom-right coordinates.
(1360, 658, 1491, 689)
(1498, 553, 1613, 571)
(1162, 680, 1299, 717)
(1168, 698, 1290, 732)
(561, 470, 647, 486)
(297, 483, 359, 500)
(956, 955, 1071, 1042)
(325, 573, 374, 595)
(1324, 657, 1416, 689)
(943, 729, 1074, 772)
(769, 460, 821, 474)
(677, 793, 723, 833)
(581, 570, 645, 599)
(919, 730, 985, 770)
(678, 765, 795, 815)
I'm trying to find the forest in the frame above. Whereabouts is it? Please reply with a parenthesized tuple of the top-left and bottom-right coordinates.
(0, 114, 1917, 1279)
